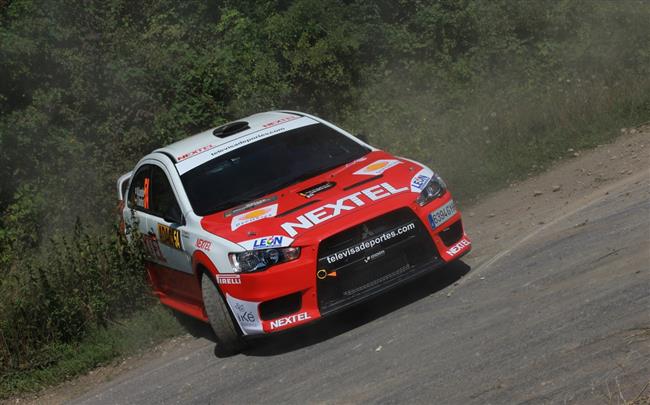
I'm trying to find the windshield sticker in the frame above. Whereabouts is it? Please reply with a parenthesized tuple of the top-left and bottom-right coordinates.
(262, 115, 300, 128)
(298, 182, 336, 199)
(231, 204, 278, 231)
(354, 159, 401, 176)
(176, 116, 317, 175)
(224, 196, 278, 218)
(410, 167, 433, 192)
(281, 182, 408, 237)
(176, 143, 217, 162)
(238, 235, 294, 250)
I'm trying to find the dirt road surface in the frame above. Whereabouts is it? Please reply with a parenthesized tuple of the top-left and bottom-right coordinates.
(37, 128, 650, 404)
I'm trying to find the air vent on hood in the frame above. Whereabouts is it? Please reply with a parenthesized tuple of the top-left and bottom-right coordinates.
(343, 175, 383, 191)
(298, 182, 336, 199)
(213, 121, 250, 138)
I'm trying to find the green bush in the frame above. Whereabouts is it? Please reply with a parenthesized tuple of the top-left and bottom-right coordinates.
(0, 221, 149, 374)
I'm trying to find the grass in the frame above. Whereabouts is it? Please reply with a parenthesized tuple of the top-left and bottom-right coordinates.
(345, 74, 650, 206)
(0, 305, 183, 399)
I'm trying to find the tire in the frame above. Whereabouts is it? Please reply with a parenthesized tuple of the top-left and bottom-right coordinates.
(201, 274, 246, 355)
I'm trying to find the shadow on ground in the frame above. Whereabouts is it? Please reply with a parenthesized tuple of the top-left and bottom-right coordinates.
(174, 261, 471, 357)
(242, 261, 471, 357)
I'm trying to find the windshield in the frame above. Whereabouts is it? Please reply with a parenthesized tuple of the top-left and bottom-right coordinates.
(181, 123, 370, 216)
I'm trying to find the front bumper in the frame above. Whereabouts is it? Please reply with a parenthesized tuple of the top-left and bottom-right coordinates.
(218, 191, 471, 336)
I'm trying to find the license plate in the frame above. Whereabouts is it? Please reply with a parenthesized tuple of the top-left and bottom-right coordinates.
(428, 200, 457, 229)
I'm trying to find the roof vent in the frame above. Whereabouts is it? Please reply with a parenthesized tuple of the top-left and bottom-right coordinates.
(213, 121, 250, 138)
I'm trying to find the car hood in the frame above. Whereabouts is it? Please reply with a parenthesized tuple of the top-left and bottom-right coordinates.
(200, 151, 429, 248)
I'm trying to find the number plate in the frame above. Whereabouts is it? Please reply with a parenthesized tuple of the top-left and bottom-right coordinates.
(428, 200, 457, 229)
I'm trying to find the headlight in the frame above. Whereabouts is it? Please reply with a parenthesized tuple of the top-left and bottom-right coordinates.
(228, 247, 301, 273)
(416, 174, 446, 206)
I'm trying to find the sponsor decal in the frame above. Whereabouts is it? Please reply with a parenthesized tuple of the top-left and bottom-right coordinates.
(281, 182, 408, 237)
(428, 200, 457, 229)
(176, 144, 217, 162)
(195, 238, 212, 251)
(445, 238, 470, 257)
(224, 196, 277, 217)
(323, 222, 416, 265)
(298, 182, 336, 199)
(208, 128, 284, 158)
(270, 312, 312, 330)
(410, 167, 433, 193)
(238, 235, 294, 250)
(216, 274, 241, 285)
(354, 159, 401, 176)
(262, 115, 299, 128)
(231, 204, 278, 231)
(142, 233, 166, 262)
(176, 117, 315, 175)
(225, 295, 262, 335)
(157, 223, 182, 250)
(253, 236, 283, 249)
(363, 249, 386, 263)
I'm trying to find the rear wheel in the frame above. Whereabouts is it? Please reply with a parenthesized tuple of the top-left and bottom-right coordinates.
(201, 274, 246, 355)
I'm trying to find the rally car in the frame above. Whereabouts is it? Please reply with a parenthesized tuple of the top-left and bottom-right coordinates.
(117, 111, 471, 353)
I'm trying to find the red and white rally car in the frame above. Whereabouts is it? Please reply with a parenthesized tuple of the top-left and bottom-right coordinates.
(118, 111, 471, 353)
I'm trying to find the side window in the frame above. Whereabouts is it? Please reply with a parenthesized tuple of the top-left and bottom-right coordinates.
(127, 165, 151, 210)
(149, 166, 182, 223)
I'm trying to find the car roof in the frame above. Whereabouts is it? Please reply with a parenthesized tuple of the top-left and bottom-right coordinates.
(153, 111, 309, 164)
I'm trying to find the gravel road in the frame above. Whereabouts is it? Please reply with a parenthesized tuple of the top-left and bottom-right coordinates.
(41, 129, 650, 404)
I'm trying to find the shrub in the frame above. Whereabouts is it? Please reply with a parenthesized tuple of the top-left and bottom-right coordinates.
(0, 221, 149, 374)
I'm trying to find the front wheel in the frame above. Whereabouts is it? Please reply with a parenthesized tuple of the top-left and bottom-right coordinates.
(201, 274, 246, 355)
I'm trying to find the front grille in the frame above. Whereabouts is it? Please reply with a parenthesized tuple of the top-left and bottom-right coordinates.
(316, 208, 439, 314)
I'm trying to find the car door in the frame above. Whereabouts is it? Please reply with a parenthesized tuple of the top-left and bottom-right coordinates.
(145, 164, 192, 274)
(125, 164, 167, 264)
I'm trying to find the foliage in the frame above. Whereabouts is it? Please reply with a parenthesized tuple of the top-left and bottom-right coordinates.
(0, 305, 182, 398)
(0, 223, 148, 375)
